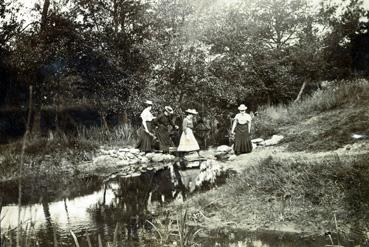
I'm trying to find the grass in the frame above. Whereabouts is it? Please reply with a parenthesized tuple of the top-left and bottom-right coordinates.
(0, 123, 137, 182)
(146, 208, 201, 247)
(253, 78, 369, 151)
(76, 123, 137, 147)
(1, 211, 200, 247)
(179, 153, 369, 244)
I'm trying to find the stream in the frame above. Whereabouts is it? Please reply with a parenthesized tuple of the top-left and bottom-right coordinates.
(0, 160, 355, 247)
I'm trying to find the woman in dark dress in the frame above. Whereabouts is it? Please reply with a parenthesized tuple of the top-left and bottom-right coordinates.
(136, 100, 155, 152)
(154, 106, 177, 153)
(231, 104, 253, 155)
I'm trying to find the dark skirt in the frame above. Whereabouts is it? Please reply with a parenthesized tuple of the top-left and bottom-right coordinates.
(234, 123, 252, 155)
(136, 121, 153, 152)
(156, 124, 174, 152)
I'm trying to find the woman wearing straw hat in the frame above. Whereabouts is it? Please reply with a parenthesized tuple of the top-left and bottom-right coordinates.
(177, 109, 200, 154)
(136, 100, 156, 152)
(153, 106, 178, 153)
(231, 104, 253, 154)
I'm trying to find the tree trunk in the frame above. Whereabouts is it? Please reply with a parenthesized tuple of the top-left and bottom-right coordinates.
(40, 0, 50, 32)
(123, 110, 128, 124)
(100, 112, 109, 130)
(31, 110, 41, 135)
(294, 81, 307, 103)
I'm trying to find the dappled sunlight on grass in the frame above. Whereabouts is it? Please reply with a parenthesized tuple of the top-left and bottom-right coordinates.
(253, 79, 369, 151)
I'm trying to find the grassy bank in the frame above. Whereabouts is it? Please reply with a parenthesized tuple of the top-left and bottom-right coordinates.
(0, 123, 137, 182)
(162, 79, 369, 245)
(174, 153, 369, 244)
(253, 78, 369, 151)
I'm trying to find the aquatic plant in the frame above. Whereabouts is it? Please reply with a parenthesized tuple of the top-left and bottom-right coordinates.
(145, 208, 201, 247)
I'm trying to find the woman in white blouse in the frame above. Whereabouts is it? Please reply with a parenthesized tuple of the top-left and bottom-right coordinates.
(231, 104, 252, 154)
(136, 100, 156, 152)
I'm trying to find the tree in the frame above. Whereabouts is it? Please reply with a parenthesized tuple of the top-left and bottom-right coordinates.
(319, 0, 366, 79)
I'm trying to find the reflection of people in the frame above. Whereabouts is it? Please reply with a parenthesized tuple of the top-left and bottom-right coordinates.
(153, 106, 178, 153)
(231, 104, 253, 155)
(177, 109, 200, 154)
(136, 100, 155, 153)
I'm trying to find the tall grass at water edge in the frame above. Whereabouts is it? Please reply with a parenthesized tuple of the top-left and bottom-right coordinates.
(0, 209, 201, 247)
(76, 123, 137, 147)
(0, 123, 137, 165)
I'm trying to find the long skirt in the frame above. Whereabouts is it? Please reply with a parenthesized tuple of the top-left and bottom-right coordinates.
(156, 124, 174, 152)
(177, 128, 200, 152)
(233, 123, 252, 154)
(136, 121, 153, 152)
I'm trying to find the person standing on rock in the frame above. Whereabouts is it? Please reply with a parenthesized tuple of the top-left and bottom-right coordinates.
(177, 109, 201, 156)
(136, 100, 156, 153)
(153, 106, 178, 153)
(231, 104, 253, 155)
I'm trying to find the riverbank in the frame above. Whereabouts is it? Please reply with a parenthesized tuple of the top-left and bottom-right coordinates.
(156, 79, 367, 245)
(1, 79, 369, 246)
(160, 141, 369, 245)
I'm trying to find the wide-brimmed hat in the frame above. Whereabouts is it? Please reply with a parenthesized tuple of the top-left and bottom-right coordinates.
(144, 100, 153, 105)
(165, 106, 174, 114)
(185, 109, 198, 115)
(238, 104, 247, 111)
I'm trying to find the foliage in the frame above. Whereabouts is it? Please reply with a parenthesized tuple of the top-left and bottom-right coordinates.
(0, 0, 368, 130)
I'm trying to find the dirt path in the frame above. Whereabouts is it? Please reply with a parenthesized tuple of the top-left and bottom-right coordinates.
(223, 140, 369, 173)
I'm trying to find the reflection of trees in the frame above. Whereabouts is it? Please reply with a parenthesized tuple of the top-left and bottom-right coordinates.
(118, 173, 152, 240)
(89, 166, 188, 241)
(0, 175, 102, 206)
(41, 186, 56, 245)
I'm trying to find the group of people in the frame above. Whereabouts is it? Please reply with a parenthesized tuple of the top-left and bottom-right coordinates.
(136, 100, 253, 155)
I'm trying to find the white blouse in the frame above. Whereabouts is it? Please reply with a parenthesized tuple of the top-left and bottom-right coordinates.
(140, 108, 155, 122)
(234, 113, 251, 125)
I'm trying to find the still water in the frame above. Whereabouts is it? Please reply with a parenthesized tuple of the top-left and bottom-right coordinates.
(0, 163, 352, 247)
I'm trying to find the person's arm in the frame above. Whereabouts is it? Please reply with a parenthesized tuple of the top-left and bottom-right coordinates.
(182, 118, 188, 135)
(170, 115, 178, 129)
(231, 115, 238, 134)
(248, 119, 251, 133)
(152, 114, 162, 128)
(141, 109, 153, 134)
(142, 119, 149, 133)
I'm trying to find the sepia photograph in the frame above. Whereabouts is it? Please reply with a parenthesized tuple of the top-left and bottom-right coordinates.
(1, 0, 369, 246)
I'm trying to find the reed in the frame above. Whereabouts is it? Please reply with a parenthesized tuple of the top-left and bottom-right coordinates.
(70, 230, 80, 247)
(86, 232, 92, 247)
(98, 234, 103, 247)
(17, 86, 33, 247)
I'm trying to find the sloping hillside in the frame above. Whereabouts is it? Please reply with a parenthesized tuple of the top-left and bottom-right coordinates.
(253, 78, 369, 152)
(167, 79, 369, 245)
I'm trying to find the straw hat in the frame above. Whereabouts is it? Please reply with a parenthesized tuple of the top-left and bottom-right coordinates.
(185, 109, 198, 115)
(238, 104, 247, 111)
(164, 106, 174, 114)
(144, 100, 153, 105)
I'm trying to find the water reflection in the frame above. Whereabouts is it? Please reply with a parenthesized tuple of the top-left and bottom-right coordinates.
(0, 162, 339, 247)
(0, 164, 201, 246)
